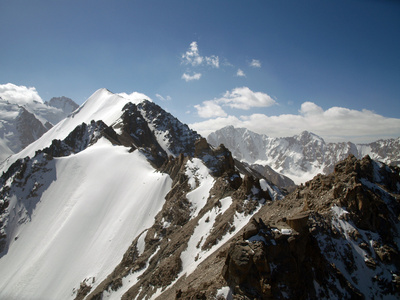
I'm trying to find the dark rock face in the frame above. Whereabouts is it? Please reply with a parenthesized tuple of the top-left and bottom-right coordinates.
(222, 218, 323, 300)
(194, 139, 236, 177)
(117, 103, 169, 167)
(41, 120, 119, 158)
(114, 101, 202, 168)
(137, 100, 201, 157)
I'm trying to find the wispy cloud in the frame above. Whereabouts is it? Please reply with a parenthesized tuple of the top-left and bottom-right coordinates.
(182, 72, 202, 82)
(181, 41, 220, 80)
(181, 41, 203, 66)
(249, 59, 261, 68)
(190, 101, 400, 143)
(205, 55, 219, 68)
(236, 69, 246, 77)
(0, 83, 43, 105)
(155, 93, 171, 101)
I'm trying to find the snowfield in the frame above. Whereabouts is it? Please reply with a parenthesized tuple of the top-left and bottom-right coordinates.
(0, 138, 172, 300)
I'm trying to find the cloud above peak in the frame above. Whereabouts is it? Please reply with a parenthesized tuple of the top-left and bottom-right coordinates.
(118, 91, 152, 102)
(220, 87, 276, 110)
(194, 87, 276, 118)
(195, 100, 227, 118)
(0, 83, 44, 105)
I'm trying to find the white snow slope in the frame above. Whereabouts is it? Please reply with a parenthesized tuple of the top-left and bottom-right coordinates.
(0, 139, 172, 300)
(0, 88, 173, 299)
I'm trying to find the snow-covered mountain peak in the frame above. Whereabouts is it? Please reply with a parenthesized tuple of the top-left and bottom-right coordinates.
(295, 130, 325, 145)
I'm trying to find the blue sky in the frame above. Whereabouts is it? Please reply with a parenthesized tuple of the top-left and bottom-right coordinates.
(1, 0, 399, 142)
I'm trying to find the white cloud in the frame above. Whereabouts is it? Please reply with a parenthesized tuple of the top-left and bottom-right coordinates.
(194, 100, 227, 118)
(194, 87, 276, 118)
(181, 41, 219, 68)
(118, 91, 152, 102)
(190, 101, 400, 143)
(217, 87, 276, 110)
(236, 69, 246, 77)
(182, 72, 202, 82)
(155, 94, 171, 101)
(250, 59, 261, 68)
(0, 83, 43, 105)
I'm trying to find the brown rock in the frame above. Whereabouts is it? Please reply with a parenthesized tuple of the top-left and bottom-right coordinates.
(286, 211, 309, 233)
(242, 218, 259, 240)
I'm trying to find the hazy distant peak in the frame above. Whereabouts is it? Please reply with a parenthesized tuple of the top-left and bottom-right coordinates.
(295, 130, 325, 144)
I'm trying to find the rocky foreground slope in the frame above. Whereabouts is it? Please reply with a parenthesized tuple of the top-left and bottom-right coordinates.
(160, 155, 400, 299)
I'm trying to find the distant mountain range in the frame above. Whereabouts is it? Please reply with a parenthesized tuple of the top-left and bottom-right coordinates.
(208, 125, 400, 184)
(0, 95, 78, 161)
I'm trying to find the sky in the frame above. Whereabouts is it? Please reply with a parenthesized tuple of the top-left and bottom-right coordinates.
(0, 0, 399, 143)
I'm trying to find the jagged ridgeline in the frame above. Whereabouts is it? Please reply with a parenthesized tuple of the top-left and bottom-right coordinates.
(0, 89, 284, 300)
(208, 126, 400, 185)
